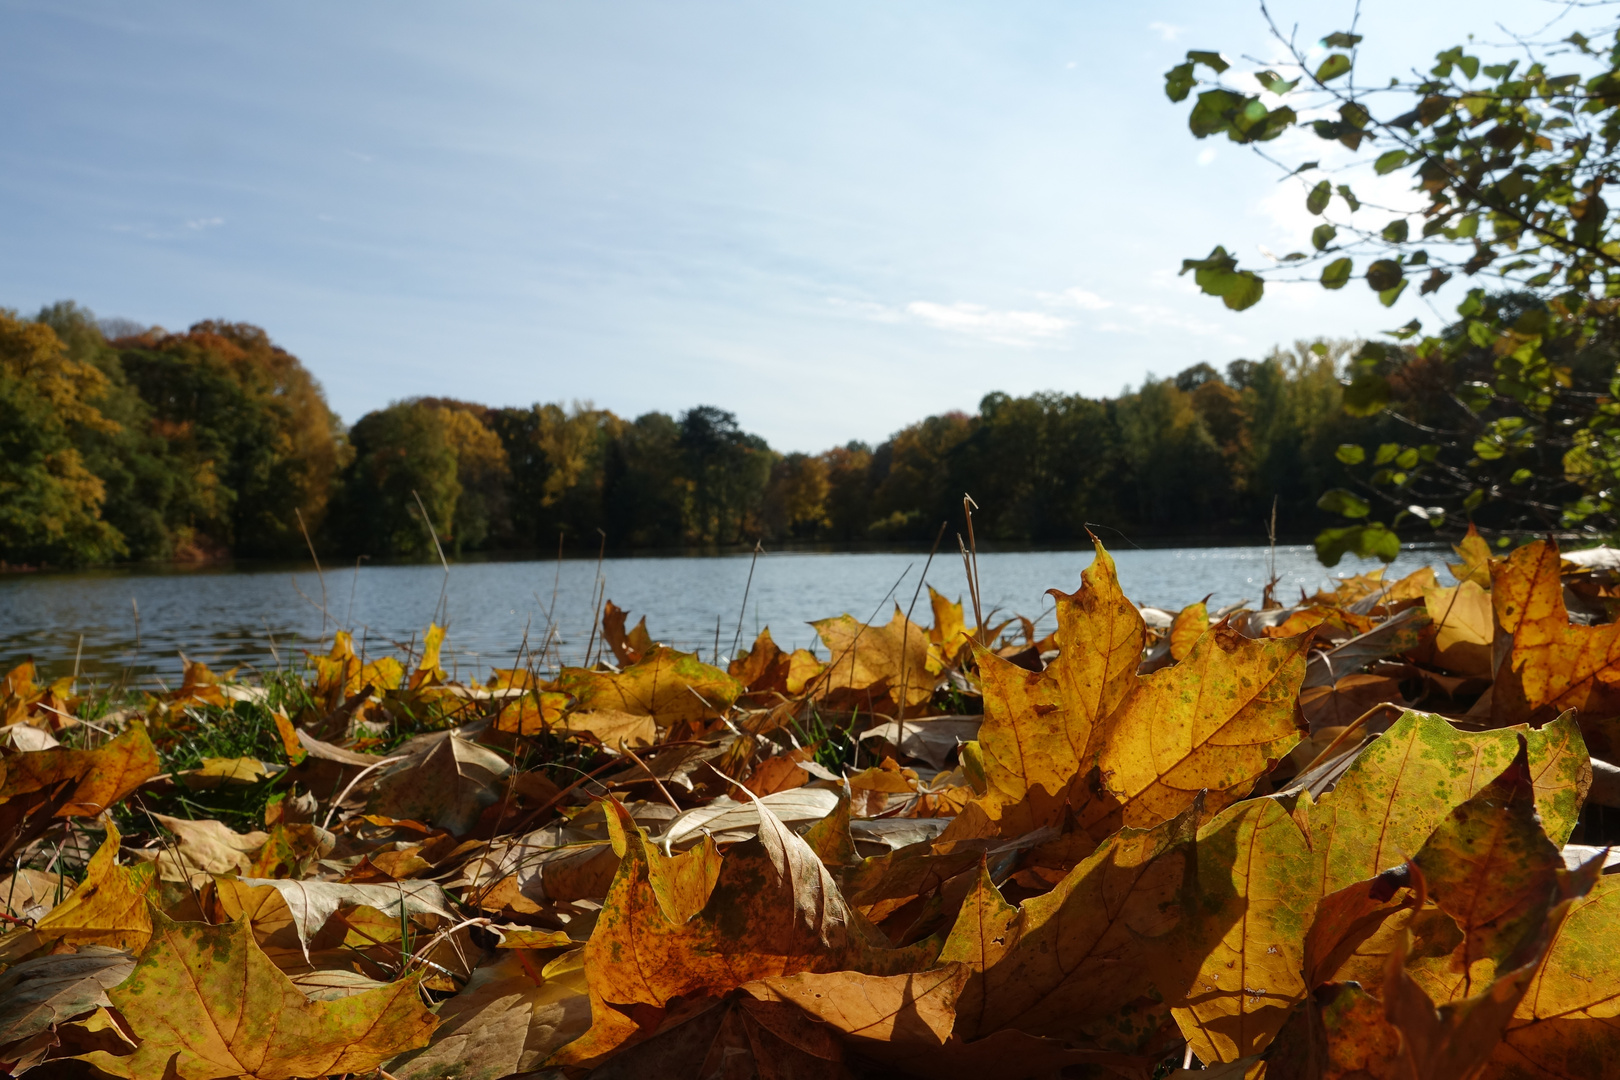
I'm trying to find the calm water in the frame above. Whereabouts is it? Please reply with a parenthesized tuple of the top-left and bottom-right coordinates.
(0, 544, 1451, 684)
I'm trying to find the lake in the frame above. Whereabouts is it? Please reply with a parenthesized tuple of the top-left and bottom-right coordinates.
(0, 543, 1454, 685)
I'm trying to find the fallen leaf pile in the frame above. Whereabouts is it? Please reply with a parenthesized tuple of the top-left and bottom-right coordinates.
(5, 530, 1620, 1078)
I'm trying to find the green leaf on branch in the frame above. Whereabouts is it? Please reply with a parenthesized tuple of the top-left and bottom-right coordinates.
(1374, 149, 1410, 174)
(1189, 89, 1243, 138)
(1382, 219, 1409, 243)
(1179, 246, 1265, 310)
(1164, 62, 1197, 103)
(1379, 279, 1409, 306)
(1337, 184, 1360, 211)
(1315, 522, 1400, 566)
(1322, 32, 1364, 48)
(1256, 70, 1300, 95)
(1318, 488, 1371, 518)
(1186, 50, 1229, 74)
(1343, 372, 1392, 416)
(1421, 268, 1453, 295)
(1321, 258, 1354, 289)
(1312, 224, 1338, 251)
(1336, 443, 1366, 464)
(1366, 259, 1404, 291)
(1458, 381, 1493, 412)
(1316, 54, 1353, 82)
(1307, 180, 1332, 215)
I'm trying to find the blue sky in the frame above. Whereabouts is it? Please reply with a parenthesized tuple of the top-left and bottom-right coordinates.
(2, 0, 1553, 451)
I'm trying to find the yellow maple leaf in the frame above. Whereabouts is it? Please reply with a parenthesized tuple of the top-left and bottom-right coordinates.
(80, 911, 436, 1080)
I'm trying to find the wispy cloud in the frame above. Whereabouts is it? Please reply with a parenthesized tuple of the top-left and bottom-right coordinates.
(833, 281, 1247, 348)
(1046, 281, 1246, 343)
(185, 217, 225, 231)
(831, 297, 1072, 345)
(1040, 287, 1113, 311)
(1149, 21, 1186, 42)
(905, 301, 1071, 344)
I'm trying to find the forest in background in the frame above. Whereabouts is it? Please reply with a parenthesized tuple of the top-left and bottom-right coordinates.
(2, 299, 1416, 567)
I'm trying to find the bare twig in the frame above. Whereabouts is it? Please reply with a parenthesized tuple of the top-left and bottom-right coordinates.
(729, 539, 763, 660)
(295, 508, 329, 648)
(619, 743, 682, 814)
(896, 521, 948, 751)
(411, 489, 451, 626)
(322, 756, 408, 830)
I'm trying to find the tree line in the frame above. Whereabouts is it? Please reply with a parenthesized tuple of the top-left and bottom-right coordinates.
(2, 299, 1462, 568)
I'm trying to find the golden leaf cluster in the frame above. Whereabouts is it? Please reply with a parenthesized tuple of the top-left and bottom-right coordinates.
(3, 531, 1620, 1077)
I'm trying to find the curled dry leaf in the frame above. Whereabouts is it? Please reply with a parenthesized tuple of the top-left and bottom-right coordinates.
(150, 813, 268, 882)
(810, 606, 937, 707)
(390, 949, 592, 1080)
(25, 823, 154, 955)
(742, 963, 969, 1047)
(219, 877, 455, 954)
(0, 723, 159, 818)
(559, 646, 742, 726)
(1493, 538, 1620, 722)
(1170, 600, 1210, 662)
(369, 733, 512, 835)
(0, 946, 134, 1051)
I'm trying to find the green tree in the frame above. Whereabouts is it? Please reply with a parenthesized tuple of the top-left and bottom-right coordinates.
(0, 312, 125, 566)
(335, 402, 460, 558)
(603, 412, 685, 548)
(487, 403, 617, 549)
(678, 406, 772, 545)
(1164, 8, 1620, 559)
(1114, 378, 1230, 531)
(867, 411, 974, 540)
(954, 391, 1123, 542)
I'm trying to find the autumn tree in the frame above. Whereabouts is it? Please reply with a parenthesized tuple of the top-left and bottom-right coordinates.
(1164, 7, 1620, 559)
(818, 442, 877, 542)
(423, 401, 514, 553)
(111, 321, 343, 557)
(0, 311, 124, 565)
(762, 452, 831, 540)
(31, 302, 179, 559)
